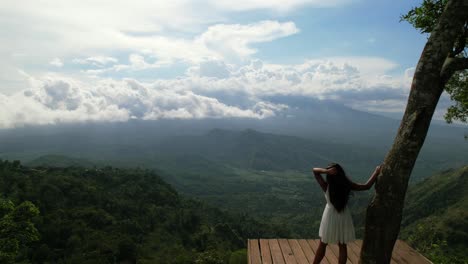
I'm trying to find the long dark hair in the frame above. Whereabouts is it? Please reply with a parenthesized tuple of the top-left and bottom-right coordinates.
(326, 163, 352, 212)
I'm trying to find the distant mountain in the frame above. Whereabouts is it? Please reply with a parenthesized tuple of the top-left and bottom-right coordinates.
(1, 122, 466, 182)
(25, 154, 96, 168)
(155, 128, 383, 177)
(0, 98, 466, 181)
(0, 97, 465, 146)
(401, 166, 468, 264)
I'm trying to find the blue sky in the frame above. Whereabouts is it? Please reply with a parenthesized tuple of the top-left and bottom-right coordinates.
(2, 0, 454, 129)
(234, 0, 426, 68)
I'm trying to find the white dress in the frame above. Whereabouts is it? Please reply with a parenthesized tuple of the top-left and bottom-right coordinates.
(318, 187, 356, 244)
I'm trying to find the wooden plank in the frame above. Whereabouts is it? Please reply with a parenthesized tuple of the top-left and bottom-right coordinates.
(249, 238, 431, 264)
(288, 240, 310, 264)
(391, 243, 408, 264)
(249, 239, 262, 264)
(351, 240, 362, 259)
(269, 239, 286, 264)
(322, 242, 339, 264)
(352, 240, 398, 264)
(389, 244, 399, 264)
(308, 239, 330, 264)
(348, 241, 360, 257)
(298, 239, 316, 264)
(347, 241, 361, 264)
(329, 244, 352, 264)
(260, 239, 273, 264)
(328, 244, 340, 263)
(395, 240, 432, 264)
(394, 240, 415, 264)
(278, 239, 298, 264)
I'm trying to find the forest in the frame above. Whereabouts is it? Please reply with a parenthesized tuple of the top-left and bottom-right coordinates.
(1, 158, 466, 263)
(0, 160, 289, 264)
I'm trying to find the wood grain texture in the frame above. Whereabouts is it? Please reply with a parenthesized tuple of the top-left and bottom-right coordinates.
(345, 242, 360, 264)
(260, 239, 273, 264)
(249, 239, 262, 264)
(288, 239, 310, 264)
(328, 244, 351, 264)
(297, 239, 316, 264)
(308, 239, 330, 264)
(269, 239, 286, 264)
(247, 239, 432, 264)
(278, 239, 297, 264)
(395, 240, 432, 264)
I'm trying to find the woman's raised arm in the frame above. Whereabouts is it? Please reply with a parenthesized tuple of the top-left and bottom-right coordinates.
(312, 167, 329, 192)
(351, 165, 382, 191)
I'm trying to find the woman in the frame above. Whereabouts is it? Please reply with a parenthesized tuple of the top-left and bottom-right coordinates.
(312, 163, 381, 264)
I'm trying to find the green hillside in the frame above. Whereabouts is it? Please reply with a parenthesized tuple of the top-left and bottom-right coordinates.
(154, 129, 383, 177)
(25, 154, 96, 168)
(401, 166, 468, 264)
(158, 162, 374, 238)
(0, 160, 288, 264)
(13, 152, 377, 240)
(2, 128, 466, 183)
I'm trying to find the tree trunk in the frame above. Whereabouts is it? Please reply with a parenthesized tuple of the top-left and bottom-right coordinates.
(359, 1, 468, 263)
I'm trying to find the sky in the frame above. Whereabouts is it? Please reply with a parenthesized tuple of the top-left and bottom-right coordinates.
(0, 0, 456, 129)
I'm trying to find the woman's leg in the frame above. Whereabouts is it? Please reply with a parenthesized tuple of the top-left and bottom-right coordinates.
(338, 243, 347, 264)
(313, 240, 327, 264)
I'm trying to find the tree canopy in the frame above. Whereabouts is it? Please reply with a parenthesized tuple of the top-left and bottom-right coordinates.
(0, 160, 289, 263)
(0, 199, 40, 264)
(401, 0, 468, 123)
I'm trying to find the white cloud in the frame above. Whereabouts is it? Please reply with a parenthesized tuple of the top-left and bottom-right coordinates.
(0, 0, 301, 73)
(188, 60, 233, 78)
(182, 57, 401, 96)
(82, 54, 168, 76)
(52, 21, 299, 77)
(0, 62, 31, 94)
(195, 21, 299, 60)
(156, 57, 410, 114)
(348, 99, 408, 113)
(72, 56, 118, 67)
(49, 58, 64, 67)
(0, 75, 284, 129)
(0, 0, 430, 127)
(0, 54, 421, 128)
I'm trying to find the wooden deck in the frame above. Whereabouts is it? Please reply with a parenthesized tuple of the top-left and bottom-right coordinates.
(248, 239, 432, 264)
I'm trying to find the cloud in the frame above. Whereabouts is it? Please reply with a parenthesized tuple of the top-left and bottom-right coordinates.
(0, 55, 423, 128)
(44, 20, 299, 78)
(1, 0, 301, 72)
(0, 62, 31, 94)
(182, 56, 400, 95)
(195, 21, 299, 60)
(49, 58, 64, 67)
(0, 75, 286, 129)
(72, 56, 118, 67)
(155, 57, 409, 114)
(187, 60, 233, 78)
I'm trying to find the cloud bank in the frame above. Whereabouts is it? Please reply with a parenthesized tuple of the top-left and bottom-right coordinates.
(0, 74, 289, 129)
(0, 57, 418, 129)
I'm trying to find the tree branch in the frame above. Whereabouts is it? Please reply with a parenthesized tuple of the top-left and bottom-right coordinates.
(451, 24, 467, 56)
(440, 57, 468, 85)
